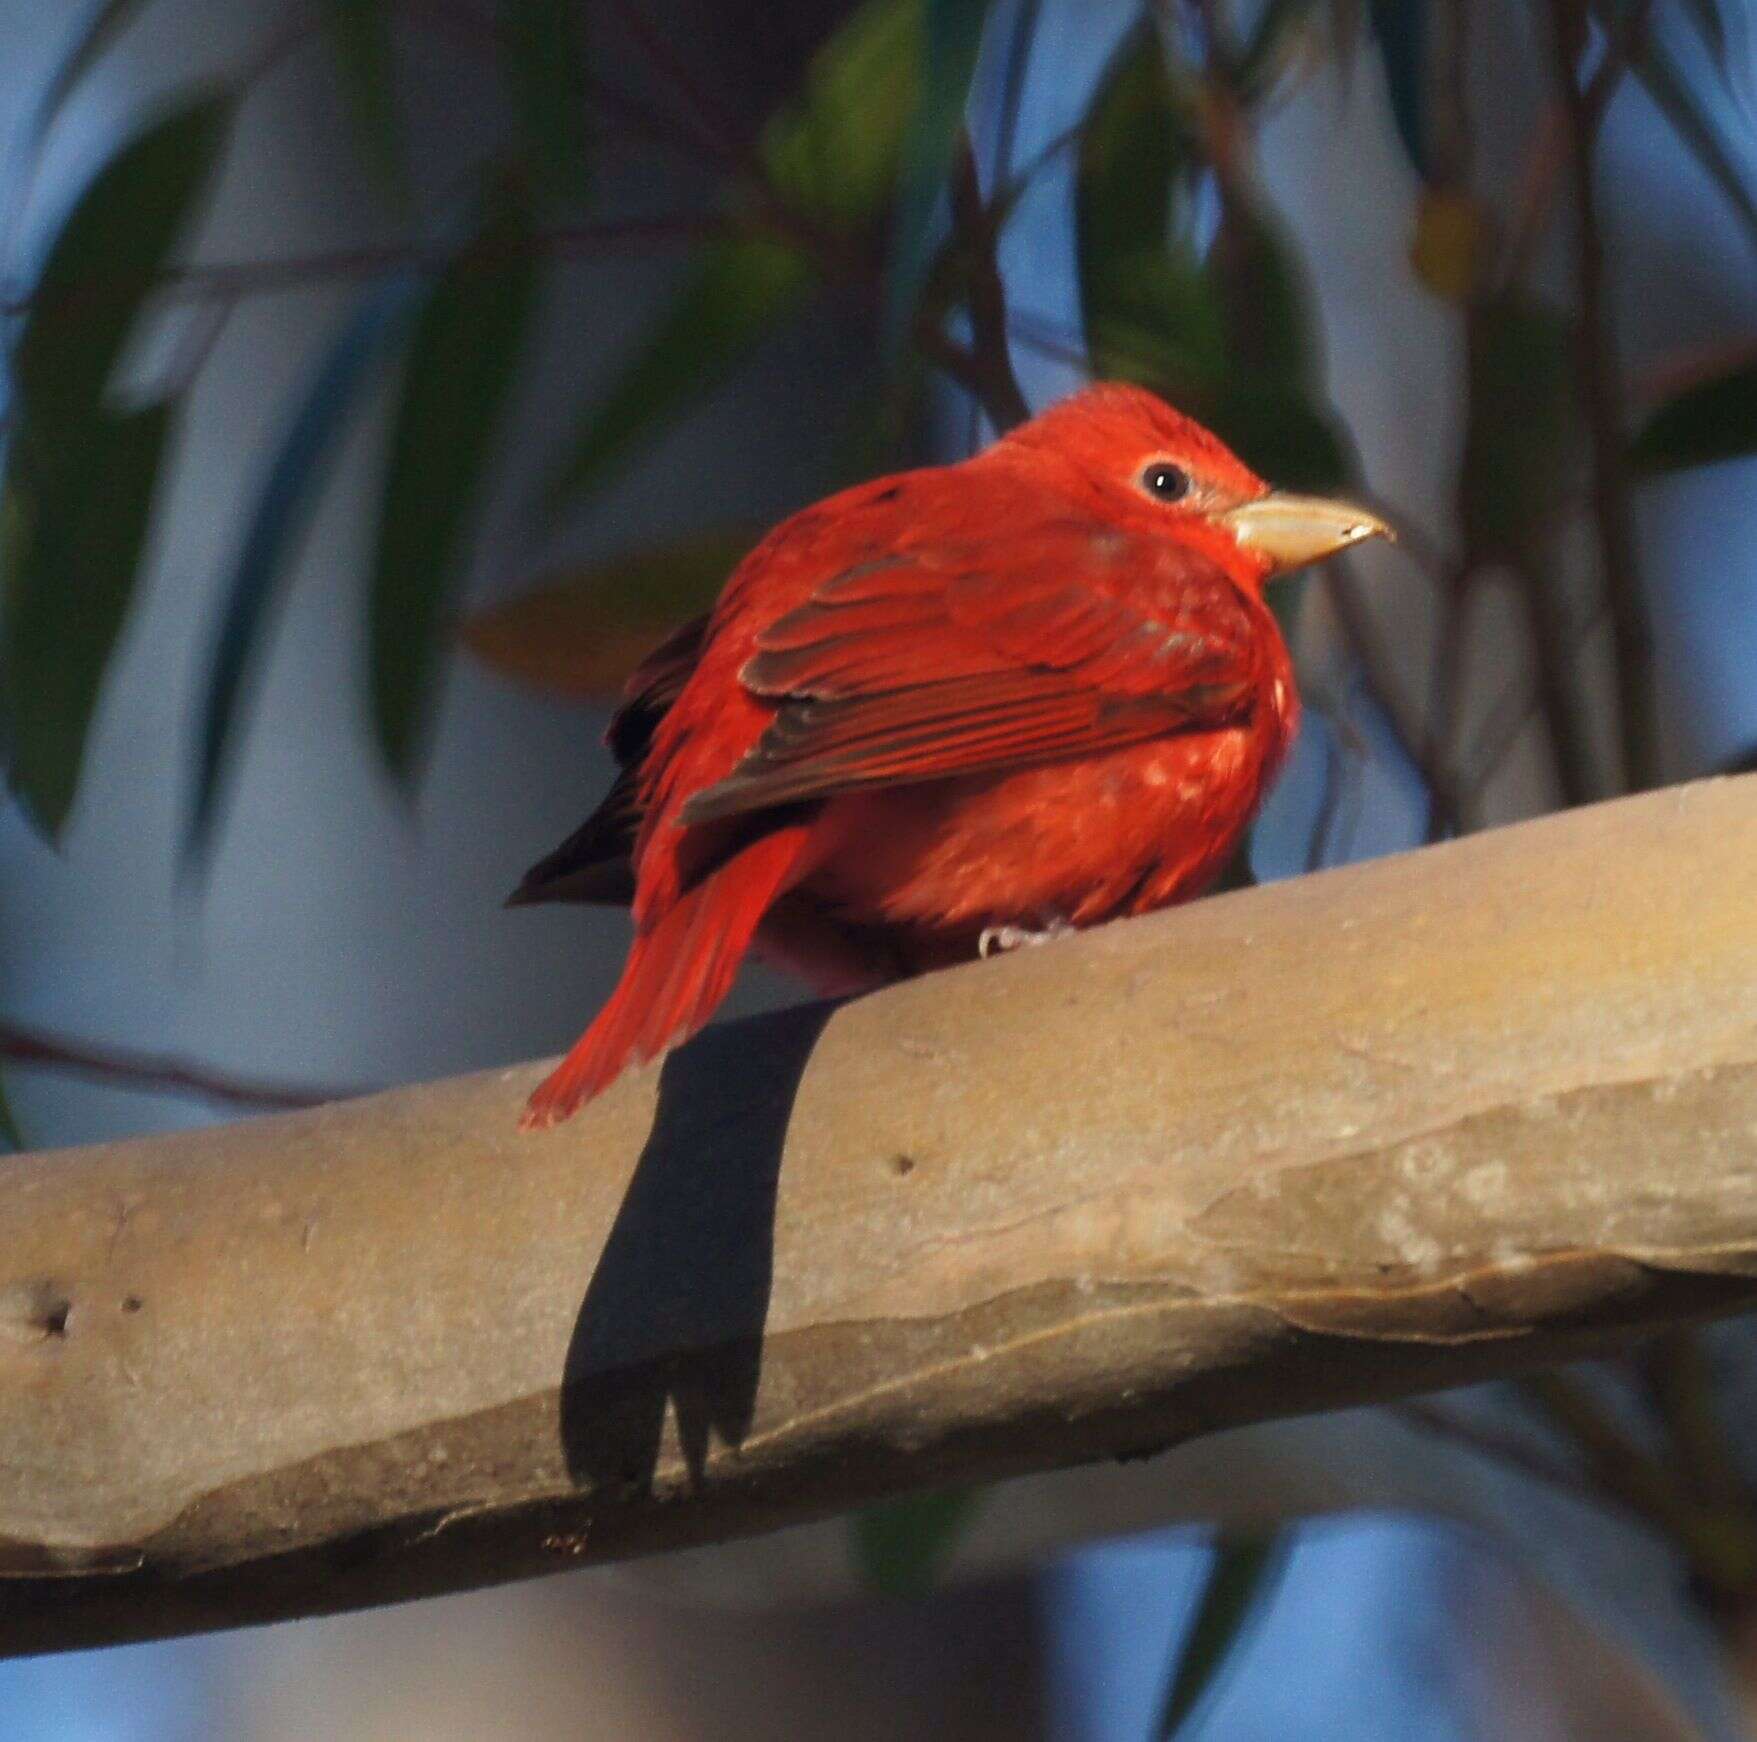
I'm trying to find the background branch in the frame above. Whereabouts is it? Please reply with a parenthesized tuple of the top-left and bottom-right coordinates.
(2, 777, 1757, 1657)
(0, 1018, 353, 1111)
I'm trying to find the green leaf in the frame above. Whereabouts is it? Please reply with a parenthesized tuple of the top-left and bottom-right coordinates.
(884, 0, 994, 340)
(1077, 26, 1189, 291)
(190, 274, 422, 859)
(1366, 0, 1429, 181)
(321, 0, 407, 204)
(1156, 1533, 1287, 1739)
(542, 234, 814, 517)
(15, 95, 228, 444)
(761, 0, 927, 235)
(369, 191, 540, 778)
(1207, 202, 1321, 387)
(852, 1489, 981, 1597)
(1624, 28, 1757, 251)
(1083, 251, 1226, 395)
(1238, 0, 1323, 100)
(1206, 383, 1351, 494)
(1077, 27, 1223, 395)
(497, 0, 590, 202)
(461, 524, 759, 701)
(1460, 294, 1578, 563)
(1630, 360, 1757, 475)
(1, 408, 170, 836)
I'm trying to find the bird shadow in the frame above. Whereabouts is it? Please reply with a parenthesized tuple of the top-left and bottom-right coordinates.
(559, 1000, 834, 1498)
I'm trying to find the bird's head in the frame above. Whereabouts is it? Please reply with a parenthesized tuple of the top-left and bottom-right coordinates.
(999, 383, 1393, 588)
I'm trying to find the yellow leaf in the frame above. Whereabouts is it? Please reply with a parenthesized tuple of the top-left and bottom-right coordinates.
(460, 526, 758, 702)
(1410, 189, 1486, 304)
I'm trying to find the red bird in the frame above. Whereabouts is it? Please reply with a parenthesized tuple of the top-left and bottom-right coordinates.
(510, 384, 1390, 1128)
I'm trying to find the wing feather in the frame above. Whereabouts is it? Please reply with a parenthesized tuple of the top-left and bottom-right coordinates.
(680, 521, 1261, 828)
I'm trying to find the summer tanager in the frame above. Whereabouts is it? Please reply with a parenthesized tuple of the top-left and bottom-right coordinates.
(510, 383, 1390, 1128)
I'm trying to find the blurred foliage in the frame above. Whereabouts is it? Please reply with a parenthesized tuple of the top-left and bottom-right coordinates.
(4, 0, 1757, 1704)
(462, 524, 761, 700)
(2, 0, 1754, 843)
(851, 1487, 983, 1597)
(1632, 355, 1757, 473)
(1156, 1532, 1288, 1739)
(369, 179, 540, 777)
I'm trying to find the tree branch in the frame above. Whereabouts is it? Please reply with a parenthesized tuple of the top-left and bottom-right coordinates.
(0, 1019, 354, 1111)
(4, 778, 1757, 1656)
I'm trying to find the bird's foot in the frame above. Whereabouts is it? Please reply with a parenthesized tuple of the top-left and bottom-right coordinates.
(979, 917, 1075, 959)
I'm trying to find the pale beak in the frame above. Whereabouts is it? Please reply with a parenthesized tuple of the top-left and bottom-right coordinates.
(1217, 493, 1395, 574)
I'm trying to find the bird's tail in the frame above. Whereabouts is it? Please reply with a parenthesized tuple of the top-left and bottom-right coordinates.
(521, 825, 812, 1130)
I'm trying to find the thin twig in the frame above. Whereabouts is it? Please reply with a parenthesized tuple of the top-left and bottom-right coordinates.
(1520, 1369, 1757, 1601)
(602, 0, 751, 170)
(0, 1020, 357, 1111)
(946, 131, 1030, 431)
(1321, 557, 1473, 834)
(1640, 1332, 1752, 1519)
(1393, 1399, 1656, 1529)
(4, 214, 723, 324)
(1548, 0, 1660, 792)
(1465, 593, 1609, 789)
(1419, 570, 1476, 841)
(1500, 0, 1652, 288)
(1515, 549, 1603, 808)
(967, 0, 1043, 454)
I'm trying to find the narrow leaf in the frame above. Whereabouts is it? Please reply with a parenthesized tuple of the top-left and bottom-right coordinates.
(1630, 361, 1757, 474)
(884, 0, 994, 341)
(1238, 0, 1322, 100)
(0, 1070, 21, 1153)
(1156, 1533, 1287, 1739)
(1675, 0, 1727, 65)
(321, 0, 407, 204)
(1207, 384, 1351, 494)
(1460, 295, 1578, 563)
(1366, 0, 1430, 181)
(1210, 204, 1317, 385)
(369, 192, 540, 778)
(541, 234, 813, 517)
(1625, 31, 1757, 250)
(852, 1489, 982, 1598)
(497, 0, 590, 201)
(190, 274, 422, 858)
(1077, 25, 1188, 289)
(761, 0, 928, 234)
(1076, 28, 1222, 392)
(461, 525, 759, 702)
(27, 0, 163, 149)
(15, 96, 228, 443)
(1, 408, 170, 835)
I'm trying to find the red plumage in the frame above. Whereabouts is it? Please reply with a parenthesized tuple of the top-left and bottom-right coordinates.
(510, 384, 1389, 1128)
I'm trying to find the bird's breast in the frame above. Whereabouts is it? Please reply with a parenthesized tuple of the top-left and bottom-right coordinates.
(804, 702, 1293, 944)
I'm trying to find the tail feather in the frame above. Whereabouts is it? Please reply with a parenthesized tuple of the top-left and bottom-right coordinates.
(521, 826, 811, 1129)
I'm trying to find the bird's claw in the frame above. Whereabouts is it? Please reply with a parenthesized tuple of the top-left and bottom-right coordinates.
(979, 919, 1075, 959)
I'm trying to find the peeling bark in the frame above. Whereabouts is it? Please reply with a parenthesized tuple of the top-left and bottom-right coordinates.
(2, 777, 1756, 1655)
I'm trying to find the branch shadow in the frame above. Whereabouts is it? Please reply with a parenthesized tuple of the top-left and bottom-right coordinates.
(559, 1000, 835, 1497)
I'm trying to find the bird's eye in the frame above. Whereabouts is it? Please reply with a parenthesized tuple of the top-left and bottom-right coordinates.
(1141, 463, 1191, 502)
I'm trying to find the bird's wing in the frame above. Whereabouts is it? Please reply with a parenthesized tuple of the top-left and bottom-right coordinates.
(679, 523, 1261, 826)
